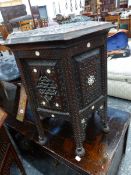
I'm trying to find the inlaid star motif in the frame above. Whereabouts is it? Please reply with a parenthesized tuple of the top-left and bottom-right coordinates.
(81, 118, 86, 124)
(87, 75, 95, 86)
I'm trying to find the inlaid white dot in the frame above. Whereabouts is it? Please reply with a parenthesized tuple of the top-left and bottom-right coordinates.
(81, 119, 86, 124)
(20, 109, 24, 114)
(87, 42, 91, 48)
(100, 105, 104, 109)
(91, 106, 95, 110)
(40, 116, 44, 120)
(35, 51, 40, 56)
(33, 68, 37, 73)
(75, 156, 81, 162)
(55, 103, 59, 107)
(51, 114, 55, 118)
(42, 101, 46, 106)
(46, 69, 51, 74)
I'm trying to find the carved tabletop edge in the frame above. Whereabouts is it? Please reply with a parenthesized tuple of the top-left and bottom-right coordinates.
(5, 21, 113, 45)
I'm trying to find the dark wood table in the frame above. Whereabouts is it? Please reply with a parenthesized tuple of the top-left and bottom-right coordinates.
(6, 21, 113, 157)
(6, 107, 130, 175)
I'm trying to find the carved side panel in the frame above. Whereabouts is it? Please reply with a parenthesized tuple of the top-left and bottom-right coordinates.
(73, 49, 102, 109)
(1, 146, 25, 175)
(25, 59, 68, 112)
(0, 143, 8, 165)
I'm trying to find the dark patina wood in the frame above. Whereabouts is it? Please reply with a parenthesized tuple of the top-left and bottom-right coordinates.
(0, 126, 27, 175)
(0, 108, 26, 175)
(6, 21, 113, 157)
(6, 108, 130, 175)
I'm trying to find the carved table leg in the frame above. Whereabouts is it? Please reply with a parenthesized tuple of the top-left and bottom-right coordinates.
(27, 106, 46, 145)
(81, 118, 88, 142)
(75, 146, 85, 158)
(71, 115, 85, 157)
(98, 102, 110, 133)
(75, 129, 85, 157)
(37, 117, 47, 145)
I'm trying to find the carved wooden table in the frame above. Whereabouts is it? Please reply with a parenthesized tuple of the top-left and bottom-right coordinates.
(6, 21, 113, 157)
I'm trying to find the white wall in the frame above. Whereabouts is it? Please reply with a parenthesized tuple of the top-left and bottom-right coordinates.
(22, 0, 85, 19)
(47, 0, 85, 18)
(128, 0, 131, 6)
(0, 11, 3, 23)
(22, 0, 47, 15)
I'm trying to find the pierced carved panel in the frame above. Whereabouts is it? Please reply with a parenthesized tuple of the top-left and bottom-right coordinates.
(0, 143, 8, 164)
(26, 60, 68, 112)
(73, 49, 102, 109)
(36, 75, 58, 103)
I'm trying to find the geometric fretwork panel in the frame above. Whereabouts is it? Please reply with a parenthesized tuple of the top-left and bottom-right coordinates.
(27, 60, 68, 112)
(36, 75, 58, 103)
(74, 49, 102, 109)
